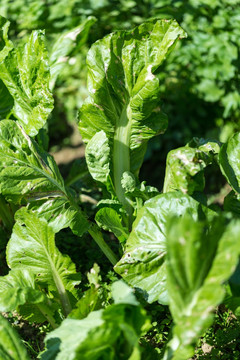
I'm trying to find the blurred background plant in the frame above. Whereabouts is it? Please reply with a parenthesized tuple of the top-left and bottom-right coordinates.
(0, 0, 239, 187)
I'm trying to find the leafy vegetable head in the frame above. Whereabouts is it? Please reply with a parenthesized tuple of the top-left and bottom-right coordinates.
(79, 19, 186, 209)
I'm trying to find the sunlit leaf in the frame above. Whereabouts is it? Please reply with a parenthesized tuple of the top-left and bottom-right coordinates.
(115, 192, 215, 304)
(0, 15, 53, 136)
(164, 215, 240, 360)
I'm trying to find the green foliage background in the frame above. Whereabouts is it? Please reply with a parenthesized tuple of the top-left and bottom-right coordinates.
(1, 0, 239, 150)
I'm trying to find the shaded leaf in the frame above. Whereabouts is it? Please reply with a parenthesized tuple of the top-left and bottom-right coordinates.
(224, 190, 240, 216)
(69, 265, 103, 320)
(0, 80, 13, 119)
(95, 207, 128, 243)
(219, 132, 240, 194)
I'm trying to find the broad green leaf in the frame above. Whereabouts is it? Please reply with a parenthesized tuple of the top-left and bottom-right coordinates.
(0, 16, 53, 136)
(115, 192, 215, 304)
(219, 132, 240, 193)
(28, 198, 89, 237)
(0, 314, 30, 360)
(0, 120, 88, 234)
(164, 215, 240, 360)
(0, 269, 45, 312)
(41, 281, 150, 360)
(0, 120, 65, 203)
(49, 16, 96, 90)
(163, 138, 221, 194)
(7, 208, 81, 316)
(95, 207, 129, 243)
(79, 19, 186, 206)
(0, 269, 58, 325)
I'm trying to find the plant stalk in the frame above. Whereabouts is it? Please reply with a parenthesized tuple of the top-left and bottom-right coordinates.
(88, 224, 118, 266)
(113, 103, 133, 227)
(52, 271, 72, 317)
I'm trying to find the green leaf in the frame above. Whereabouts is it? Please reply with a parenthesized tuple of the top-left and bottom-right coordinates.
(7, 208, 81, 316)
(0, 120, 89, 235)
(121, 171, 137, 193)
(85, 130, 111, 185)
(79, 19, 186, 207)
(69, 286, 101, 320)
(219, 132, 240, 194)
(224, 190, 240, 216)
(224, 284, 240, 319)
(111, 279, 139, 306)
(0, 16, 53, 136)
(0, 16, 13, 62)
(164, 215, 240, 360)
(115, 191, 215, 304)
(228, 260, 240, 298)
(41, 281, 150, 360)
(95, 207, 129, 243)
(0, 269, 45, 312)
(0, 314, 30, 360)
(163, 138, 221, 194)
(28, 198, 89, 237)
(65, 158, 90, 188)
(0, 120, 65, 203)
(49, 16, 96, 90)
(69, 264, 103, 320)
(121, 172, 159, 212)
(0, 269, 58, 326)
(87, 263, 101, 288)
